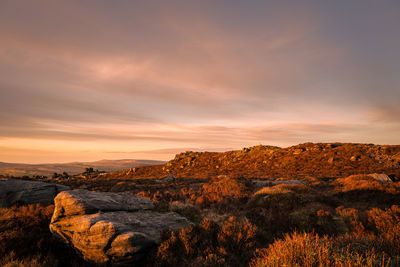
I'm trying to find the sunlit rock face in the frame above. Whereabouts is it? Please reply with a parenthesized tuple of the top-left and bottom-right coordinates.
(49, 190, 191, 265)
(368, 173, 392, 183)
(0, 178, 69, 207)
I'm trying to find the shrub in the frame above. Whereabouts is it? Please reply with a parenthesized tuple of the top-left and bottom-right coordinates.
(368, 205, 400, 241)
(336, 206, 365, 235)
(0, 204, 55, 258)
(201, 176, 248, 204)
(0, 204, 90, 266)
(367, 205, 400, 254)
(250, 232, 391, 267)
(0, 252, 58, 267)
(153, 216, 257, 267)
(333, 175, 400, 194)
(254, 184, 294, 196)
(245, 188, 308, 242)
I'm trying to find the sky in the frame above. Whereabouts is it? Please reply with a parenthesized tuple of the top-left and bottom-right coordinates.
(0, 0, 399, 163)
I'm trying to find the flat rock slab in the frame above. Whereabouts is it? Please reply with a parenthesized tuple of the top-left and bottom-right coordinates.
(51, 190, 155, 219)
(252, 179, 303, 188)
(50, 190, 191, 265)
(0, 178, 69, 207)
(271, 180, 303, 185)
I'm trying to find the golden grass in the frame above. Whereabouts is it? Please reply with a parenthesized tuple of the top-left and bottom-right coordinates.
(253, 184, 306, 196)
(153, 216, 257, 266)
(333, 175, 400, 193)
(250, 232, 390, 267)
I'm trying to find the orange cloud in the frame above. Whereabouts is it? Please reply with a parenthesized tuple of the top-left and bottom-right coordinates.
(0, 1, 399, 163)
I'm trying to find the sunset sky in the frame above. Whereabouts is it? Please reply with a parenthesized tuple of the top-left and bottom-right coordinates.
(1, 1, 399, 163)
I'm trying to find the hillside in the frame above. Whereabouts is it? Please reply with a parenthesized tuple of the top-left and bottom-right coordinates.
(2, 143, 400, 266)
(0, 159, 165, 177)
(108, 143, 400, 180)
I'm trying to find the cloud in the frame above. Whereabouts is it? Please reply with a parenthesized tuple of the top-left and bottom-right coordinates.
(0, 1, 399, 162)
(365, 106, 400, 124)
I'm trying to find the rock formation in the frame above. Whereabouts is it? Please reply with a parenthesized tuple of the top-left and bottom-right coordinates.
(49, 189, 191, 265)
(0, 178, 69, 207)
(368, 173, 392, 183)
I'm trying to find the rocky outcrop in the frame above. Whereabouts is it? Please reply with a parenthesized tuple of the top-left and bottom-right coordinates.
(49, 190, 191, 265)
(116, 143, 400, 180)
(0, 178, 69, 207)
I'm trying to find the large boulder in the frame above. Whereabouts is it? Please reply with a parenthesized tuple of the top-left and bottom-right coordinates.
(49, 190, 191, 265)
(0, 178, 69, 207)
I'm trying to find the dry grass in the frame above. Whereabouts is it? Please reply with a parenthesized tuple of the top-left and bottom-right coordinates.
(0, 204, 91, 267)
(0, 252, 58, 267)
(254, 185, 293, 195)
(200, 176, 248, 203)
(250, 232, 391, 267)
(0, 204, 55, 258)
(254, 184, 307, 196)
(333, 175, 400, 193)
(151, 216, 257, 267)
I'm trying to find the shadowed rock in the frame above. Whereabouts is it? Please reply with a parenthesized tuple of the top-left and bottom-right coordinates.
(0, 178, 69, 207)
(49, 190, 191, 265)
(252, 179, 303, 189)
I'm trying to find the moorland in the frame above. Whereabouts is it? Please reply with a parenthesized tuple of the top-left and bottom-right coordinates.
(1, 142, 400, 266)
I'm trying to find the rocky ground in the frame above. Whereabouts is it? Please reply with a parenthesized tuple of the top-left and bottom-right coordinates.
(105, 142, 400, 180)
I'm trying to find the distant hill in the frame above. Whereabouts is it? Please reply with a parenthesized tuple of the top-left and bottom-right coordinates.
(107, 143, 400, 180)
(0, 159, 166, 177)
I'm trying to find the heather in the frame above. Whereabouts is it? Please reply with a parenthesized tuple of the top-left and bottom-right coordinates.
(1, 143, 400, 266)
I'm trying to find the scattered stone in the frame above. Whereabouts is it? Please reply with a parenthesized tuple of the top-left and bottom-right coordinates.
(50, 190, 191, 265)
(0, 179, 69, 207)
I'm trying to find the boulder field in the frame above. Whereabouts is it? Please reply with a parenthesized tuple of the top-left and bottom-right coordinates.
(49, 189, 191, 265)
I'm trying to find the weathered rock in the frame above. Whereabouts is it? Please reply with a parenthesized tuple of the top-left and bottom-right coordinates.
(252, 179, 303, 189)
(292, 148, 304, 155)
(0, 178, 69, 207)
(162, 174, 176, 182)
(50, 190, 191, 265)
(368, 173, 392, 183)
(155, 174, 176, 183)
(271, 180, 303, 185)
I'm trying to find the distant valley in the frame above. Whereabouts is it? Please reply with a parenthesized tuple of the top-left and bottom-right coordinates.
(0, 159, 166, 177)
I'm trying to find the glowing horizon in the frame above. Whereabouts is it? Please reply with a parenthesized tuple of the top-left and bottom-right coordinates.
(1, 1, 399, 163)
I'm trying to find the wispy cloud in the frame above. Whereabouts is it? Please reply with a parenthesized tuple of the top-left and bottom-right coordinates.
(0, 1, 399, 163)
